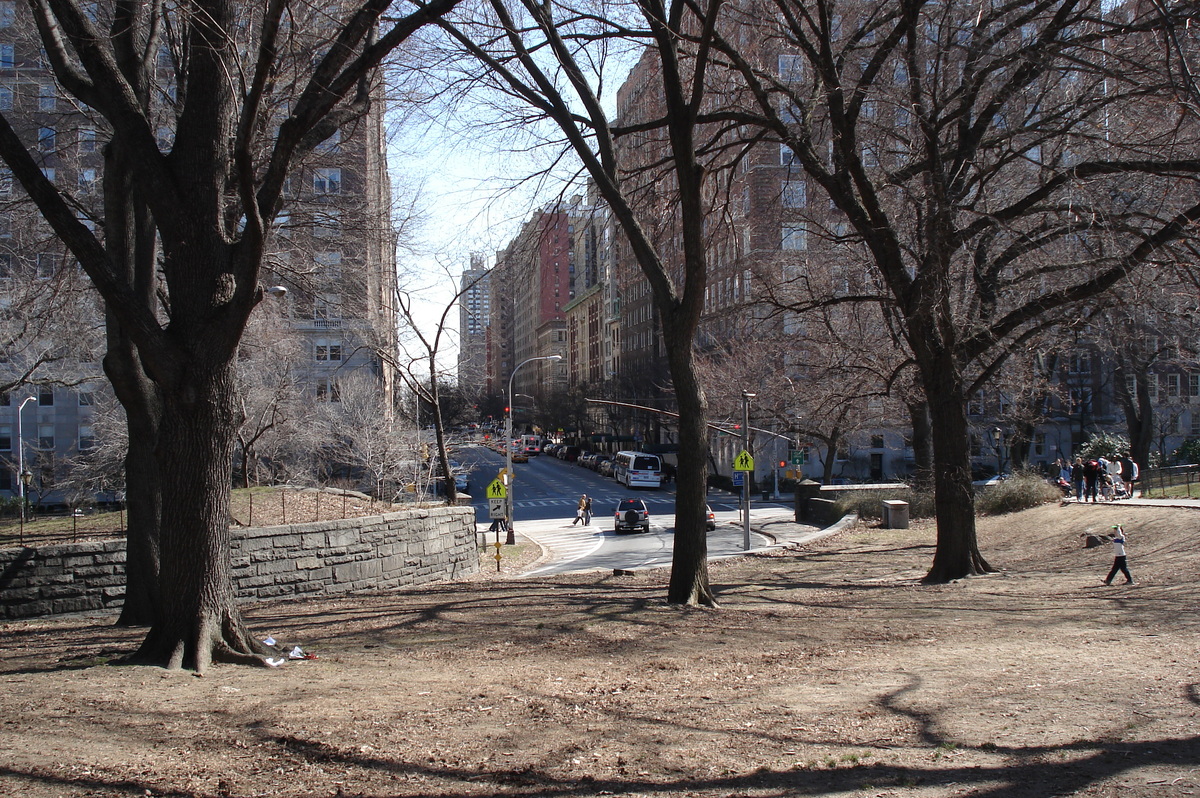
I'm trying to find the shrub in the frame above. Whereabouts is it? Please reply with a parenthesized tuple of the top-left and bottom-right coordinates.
(974, 470, 1062, 515)
(1077, 432, 1131, 462)
(831, 487, 935, 520)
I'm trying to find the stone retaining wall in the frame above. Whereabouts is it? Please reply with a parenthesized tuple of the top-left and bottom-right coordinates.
(0, 505, 478, 619)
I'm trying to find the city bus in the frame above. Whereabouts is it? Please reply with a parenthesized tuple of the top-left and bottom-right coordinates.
(612, 451, 663, 489)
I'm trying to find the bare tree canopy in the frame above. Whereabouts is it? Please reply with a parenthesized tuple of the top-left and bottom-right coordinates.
(690, 0, 1200, 580)
(0, 0, 460, 670)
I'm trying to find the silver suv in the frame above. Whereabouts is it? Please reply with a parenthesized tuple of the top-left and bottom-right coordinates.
(614, 498, 650, 534)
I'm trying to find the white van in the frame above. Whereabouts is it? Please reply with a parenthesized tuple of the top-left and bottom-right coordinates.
(612, 451, 662, 488)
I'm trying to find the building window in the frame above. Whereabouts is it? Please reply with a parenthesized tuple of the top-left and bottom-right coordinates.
(1189, 373, 1199, 397)
(0, 85, 10, 110)
(38, 386, 54, 406)
(0, 2, 14, 28)
(315, 339, 342, 362)
(782, 179, 806, 208)
(968, 390, 984, 416)
(778, 53, 804, 83)
(1167, 373, 1180, 398)
(36, 253, 57, 279)
(38, 127, 56, 152)
(315, 378, 340, 402)
(0, 423, 9, 451)
(78, 424, 94, 450)
(0, 44, 13, 69)
(1069, 352, 1091, 374)
(78, 168, 97, 194)
(1070, 387, 1093, 413)
(313, 168, 341, 194)
(78, 390, 94, 406)
(780, 144, 796, 166)
(781, 223, 807, 251)
(79, 128, 96, 152)
(41, 167, 55, 182)
(39, 82, 57, 111)
(38, 423, 54, 450)
(314, 294, 341, 321)
(313, 208, 341, 237)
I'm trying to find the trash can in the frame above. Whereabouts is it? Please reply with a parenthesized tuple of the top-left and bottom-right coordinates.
(881, 499, 909, 529)
(762, 489, 771, 502)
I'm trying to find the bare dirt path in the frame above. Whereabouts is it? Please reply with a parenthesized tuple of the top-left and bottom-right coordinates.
(1, 502, 1197, 797)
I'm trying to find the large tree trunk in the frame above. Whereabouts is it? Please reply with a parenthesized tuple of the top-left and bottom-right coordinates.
(919, 350, 993, 583)
(132, 358, 266, 670)
(665, 327, 714, 606)
(106, 345, 162, 627)
(907, 400, 933, 489)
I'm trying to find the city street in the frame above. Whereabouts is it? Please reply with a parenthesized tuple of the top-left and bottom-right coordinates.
(456, 442, 784, 575)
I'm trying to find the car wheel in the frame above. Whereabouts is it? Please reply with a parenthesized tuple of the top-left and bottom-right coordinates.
(641, 524, 650, 534)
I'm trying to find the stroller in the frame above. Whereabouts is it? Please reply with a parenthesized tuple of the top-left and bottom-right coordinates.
(1110, 474, 1129, 500)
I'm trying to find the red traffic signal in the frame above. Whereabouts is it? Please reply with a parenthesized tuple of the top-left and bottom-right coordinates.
(779, 461, 786, 469)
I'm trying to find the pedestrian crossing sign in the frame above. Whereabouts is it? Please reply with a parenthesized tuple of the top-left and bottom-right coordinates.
(487, 479, 507, 499)
(733, 450, 755, 471)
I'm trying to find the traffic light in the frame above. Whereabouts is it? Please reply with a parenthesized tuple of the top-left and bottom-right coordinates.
(779, 460, 786, 469)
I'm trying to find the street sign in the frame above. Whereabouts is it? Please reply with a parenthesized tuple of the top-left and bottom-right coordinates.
(488, 498, 507, 519)
(496, 468, 511, 485)
(733, 450, 755, 471)
(486, 479, 507, 499)
(732, 472, 744, 486)
(789, 449, 805, 465)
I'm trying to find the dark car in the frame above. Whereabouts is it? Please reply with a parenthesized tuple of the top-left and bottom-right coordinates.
(558, 446, 582, 462)
(614, 498, 651, 534)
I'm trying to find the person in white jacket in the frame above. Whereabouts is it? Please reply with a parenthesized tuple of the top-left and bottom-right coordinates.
(1103, 524, 1135, 585)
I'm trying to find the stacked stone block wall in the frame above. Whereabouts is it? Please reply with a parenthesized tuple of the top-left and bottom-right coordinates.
(0, 505, 478, 619)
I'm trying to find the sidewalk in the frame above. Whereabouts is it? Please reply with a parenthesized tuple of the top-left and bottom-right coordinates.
(1065, 496, 1200, 509)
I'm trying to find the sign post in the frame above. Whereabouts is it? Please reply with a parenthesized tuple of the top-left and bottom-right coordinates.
(734, 445, 755, 551)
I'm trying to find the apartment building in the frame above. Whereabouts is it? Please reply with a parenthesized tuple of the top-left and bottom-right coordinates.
(457, 254, 491, 399)
(0, 0, 397, 503)
(487, 205, 571, 412)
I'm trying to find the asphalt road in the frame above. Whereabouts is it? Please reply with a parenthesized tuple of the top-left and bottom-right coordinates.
(456, 443, 781, 575)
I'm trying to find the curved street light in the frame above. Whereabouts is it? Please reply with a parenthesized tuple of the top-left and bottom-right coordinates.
(15, 395, 35, 545)
(506, 354, 562, 544)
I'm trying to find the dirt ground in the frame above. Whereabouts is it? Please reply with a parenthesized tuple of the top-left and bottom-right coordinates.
(1, 501, 1198, 798)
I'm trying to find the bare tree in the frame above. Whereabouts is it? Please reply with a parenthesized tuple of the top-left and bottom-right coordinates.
(234, 303, 306, 488)
(0, 0, 460, 669)
(442, 0, 745, 605)
(706, 0, 1200, 581)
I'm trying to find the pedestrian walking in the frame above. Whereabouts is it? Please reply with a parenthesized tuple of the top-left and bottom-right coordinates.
(1071, 457, 1085, 501)
(572, 494, 592, 526)
(1103, 524, 1135, 585)
(1082, 458, 1100, 502)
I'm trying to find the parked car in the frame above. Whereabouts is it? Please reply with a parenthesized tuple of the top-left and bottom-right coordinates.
(597, 459, 616, 477)
(592, 454, 612, 473)
(558, 446, 582, 462)
(706, 504, 716, 530)
(614, 498, 651, 534)
(578, 452, 596, 468)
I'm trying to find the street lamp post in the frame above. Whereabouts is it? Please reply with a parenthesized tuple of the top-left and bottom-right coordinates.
(506, 354, 561, 544)
(991, 427, 1004, 478)
(741, 390, 755, 551)
(15, 395, 35, 545)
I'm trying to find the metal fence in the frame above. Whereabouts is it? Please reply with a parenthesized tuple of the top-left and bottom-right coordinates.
(1136, 464, 1200, 498)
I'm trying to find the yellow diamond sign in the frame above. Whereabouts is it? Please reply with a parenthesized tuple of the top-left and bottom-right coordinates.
(733, 450, 755, 471)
